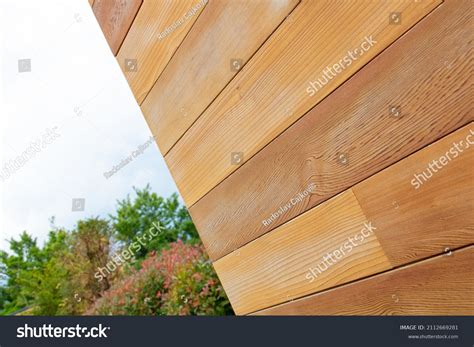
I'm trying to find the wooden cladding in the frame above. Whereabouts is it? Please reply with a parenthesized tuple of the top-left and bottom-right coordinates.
(165, 0, 441, 207)
(256, 246, 474, 315)
(141, 0, 300, 155)
(92, 0, 143, 55)
(353, 125, 474, 267)
(190, 0, 472, 261)
(92, 0, 473, 315)
(117, 0, 207, 103)
(214, 190, 392, 315)
(215, 124, 474, 314)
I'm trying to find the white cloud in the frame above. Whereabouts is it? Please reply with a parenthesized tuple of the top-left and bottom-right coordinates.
(0, 0, 179, 251)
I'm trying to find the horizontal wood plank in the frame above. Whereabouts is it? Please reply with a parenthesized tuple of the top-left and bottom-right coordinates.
(255, 246, 474, 315)
(353, 123, 474, 267)
(116, 0, 207, 103)
(190, 0, 471, 261)
(142, 0, 300, 155)
(92, 0, 143, 55)
(214, 190, 392, 315)
(214, 125, 474, 314)
(166, 0, 441, 207)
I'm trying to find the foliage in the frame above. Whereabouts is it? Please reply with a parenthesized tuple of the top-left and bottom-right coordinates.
(87, 241, 232, 316)
(57, 218, 114, 315)
(28, 228, 68, 315)
(0, 232, 49, 314)
(0, 219, 114, 315)
(0, 187, 233, 316)
(110, 186, 199, 259)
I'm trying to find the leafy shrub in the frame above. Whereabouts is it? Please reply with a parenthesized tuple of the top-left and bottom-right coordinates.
(87, 241, 232, 316)
(0, 187, 233, 316)
(58, 218, 115, 315)
(110, 186, 199, 258)
(0, 230, 67, 315)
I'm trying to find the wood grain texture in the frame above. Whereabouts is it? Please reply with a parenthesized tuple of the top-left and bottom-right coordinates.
(214, 190, 392, 315)
(190, 0, 472, 261)
(353, 123, 474, 267)
(117, 0, 207, 103)
(92, 0, 143, 55)
(142, 0, 300, 155)
(213, 125, 474, 315)
(255, 246, 474, 315)
(165, 0, 441, 207)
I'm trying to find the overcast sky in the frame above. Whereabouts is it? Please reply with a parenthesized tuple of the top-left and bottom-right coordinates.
(0, 0, 179, 252)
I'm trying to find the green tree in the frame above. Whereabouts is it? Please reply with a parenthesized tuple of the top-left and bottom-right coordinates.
(0, 186, 230, 317)
(0, 218, 114, 316)
(59, 218, 113, 314)
(0, 232, 44, 314)
(110, 185, 198, 258)
(30, 229, 68, 315)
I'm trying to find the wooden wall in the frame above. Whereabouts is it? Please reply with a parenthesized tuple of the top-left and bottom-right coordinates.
(92, 0, 474, 315)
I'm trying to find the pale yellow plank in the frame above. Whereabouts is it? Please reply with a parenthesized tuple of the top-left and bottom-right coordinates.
(142, 0, 299, 155)
(214, 124, 474, 315)
(165, 0, 441, 207)
(214, 190, 391, 315)
(117, 0, 207, 103)
(353, 123, 474, 267)
(256, 246, 474, 315)
(188, 0, 472, 261)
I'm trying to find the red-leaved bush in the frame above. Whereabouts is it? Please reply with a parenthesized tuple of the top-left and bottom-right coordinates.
(86, 241, 232, 315)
